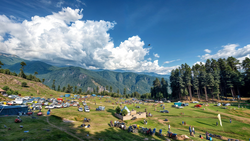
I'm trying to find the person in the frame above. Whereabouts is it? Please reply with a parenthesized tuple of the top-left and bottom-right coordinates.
(206, 131, 209, 140)
(110, 121, 113, 127)
(114, 120, 117, 126)
(189, 126, 192, 135)
(192, 126, 195, 134)
(146, 120, 148, 125)
(230, 118, 232, 123)
(182, 121, 184, 125)
(144, 119, 146, 124)
(168, 124, 170, 131)
(216, 122, 218, 126)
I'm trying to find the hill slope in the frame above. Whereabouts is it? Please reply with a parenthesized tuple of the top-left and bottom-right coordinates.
(0, 73, 63, 97)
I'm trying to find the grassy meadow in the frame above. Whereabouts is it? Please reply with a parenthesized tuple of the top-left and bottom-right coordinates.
(1, 96, 250, 141)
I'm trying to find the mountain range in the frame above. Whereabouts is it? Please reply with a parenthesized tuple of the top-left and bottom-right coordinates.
(0, 53, 170, 94)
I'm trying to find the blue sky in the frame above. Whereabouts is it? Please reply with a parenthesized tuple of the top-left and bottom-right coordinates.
(0, 0, 250, 74)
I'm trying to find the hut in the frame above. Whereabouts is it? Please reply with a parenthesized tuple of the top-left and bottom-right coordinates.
(0, 88, 6, 95)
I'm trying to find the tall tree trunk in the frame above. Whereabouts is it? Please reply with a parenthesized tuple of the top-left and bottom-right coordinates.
(188, 86, 192, 101)
(197, 89, 200, 101)
(237, 86, 241, 100)
(231, 87, 234, 100)
(179, 91, 181, 101)
(211, 89, 214, 101)
(204, 87, 208, 101)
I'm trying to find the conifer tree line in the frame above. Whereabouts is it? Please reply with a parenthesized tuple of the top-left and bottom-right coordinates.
(150, 78, 169, 100)
(169, 56, 250, 101)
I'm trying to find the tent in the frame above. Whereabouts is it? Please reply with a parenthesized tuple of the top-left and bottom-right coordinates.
(92, 94, 96, 97)
(65, 94, 71, 97)
(121, 106, 130, 115)
(60, 95, 64, 97)
(74, 95, 78, 97)
(0, 105, 28, 116)
(174, 102, 182, 107)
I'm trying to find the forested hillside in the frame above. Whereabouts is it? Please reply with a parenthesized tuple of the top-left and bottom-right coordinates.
(169, 57, 250, 101)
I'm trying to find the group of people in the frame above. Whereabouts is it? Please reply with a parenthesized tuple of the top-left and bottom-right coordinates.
(189, 126, 195, 136)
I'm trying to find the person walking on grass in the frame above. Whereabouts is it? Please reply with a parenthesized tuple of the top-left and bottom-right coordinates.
(230, 118, 232, 123)
(168, 124, 170, 132)
(192, 126, 195, 134)
(189, 126, 192, 135)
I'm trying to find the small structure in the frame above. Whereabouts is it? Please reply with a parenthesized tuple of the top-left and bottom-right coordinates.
(92, 94, 96, 97)
(65, 94, 71, 97)
(174, 102, 182, 107)
(121, 106, 131, 115)
(0, 105, 28, 116)
(0, 88, 6, 95)
(115, 106, 146, 121)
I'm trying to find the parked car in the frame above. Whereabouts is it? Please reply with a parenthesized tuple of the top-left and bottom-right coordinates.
(194, 104, 202, 108)
(82, 102, 87, 106)
(217, 103, 221, 106)
(49, 105, 54, 109)
(182, 103, 189, 106)
(177, 106, 184, 109)
(78, 107, 83, 112)
(55, 104, 62, 108)
(160, 110, 169, 113)
(223, 103, 230, 106)
(44, 102, 49, 106)
(84, 106, 90, 112)
(192, 101, 199, 103)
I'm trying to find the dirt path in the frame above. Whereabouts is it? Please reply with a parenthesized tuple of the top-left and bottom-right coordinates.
(46, 116, 84, 141)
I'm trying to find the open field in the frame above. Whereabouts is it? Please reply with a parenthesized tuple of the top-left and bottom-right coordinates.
(1, 96, 250, 141)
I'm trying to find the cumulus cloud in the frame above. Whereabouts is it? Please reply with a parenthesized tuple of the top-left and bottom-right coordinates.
(193, 61, 205, 66)
(0, 7, 177, 75)
(200, 44, 250, 61)
(204, 49, 211, 53)
(153, 53, 160, 58)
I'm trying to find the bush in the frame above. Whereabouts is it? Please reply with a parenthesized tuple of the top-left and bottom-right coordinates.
(30, 94, 33, 96)
(2, 86, 9, 91)
(21, 82, 27, 87)
(6, 90, 12, 95)
(116, 106, 121, 114)
(14, 90, 19, 95)
(121, 109, 128, 116)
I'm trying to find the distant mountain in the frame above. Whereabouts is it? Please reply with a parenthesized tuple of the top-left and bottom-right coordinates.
(0, 53, 171, 94)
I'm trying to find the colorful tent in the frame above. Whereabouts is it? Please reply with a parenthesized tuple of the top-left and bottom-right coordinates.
(121, 106, 130, 115)
(65, 94, 71, 97)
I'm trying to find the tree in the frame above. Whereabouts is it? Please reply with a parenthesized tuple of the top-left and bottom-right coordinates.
(192, 67, 200, 100)
(62, 86, 66, 92)
(52, 80, 56, 90)
(20, 61, 26, 70)
(117, 89, 120, 94)
(34, 71, 38, 76)
(123, 88, 126, 95)
(21, 82, 27, 87)
(121, 109, 128, 116)
(116, 106, 121, 114)
(42, 78, 45, 83)
(200, 68, 208, 101)
(106, 85, 109, 91)
(183, 63, 193, 101)
(74, 86, 77, 94)
(213, 70, 221, 100)
(206, 72, 215, 100)
(110, 86, 112, 92)
(19, 69, 26, 79)
(161, 78, 168, 98)
(65, 84, 73, 93)
(2, 86, 10, 91)
(6, 90, 12, 95)
(0, 61, 3, 68)
(78, 88, 82, 94)
(96, 86, 99, 93)
(57, 85, 61, 91)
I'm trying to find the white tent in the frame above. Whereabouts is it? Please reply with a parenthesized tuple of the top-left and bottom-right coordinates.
(121, 106, 130, 115)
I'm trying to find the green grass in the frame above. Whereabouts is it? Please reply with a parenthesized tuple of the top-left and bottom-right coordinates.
(1, 97, 250, 140)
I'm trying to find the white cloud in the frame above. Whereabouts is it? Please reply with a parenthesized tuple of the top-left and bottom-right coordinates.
(204, 49, 211, 53)
(0, 7, 177, 75)
(153, 53, 160, 58)
(193, 61, 205, 66)
(200, 44, 250, 61)
(163, 59, 180, 64)
(147, 58, 152, 61)
(56, 0, 64, 7)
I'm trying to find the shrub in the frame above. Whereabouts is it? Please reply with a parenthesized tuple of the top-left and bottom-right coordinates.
(121, 109, 128, 116)
(21, 82, 27, 87)
(116, 106, 121, 114)
(2, 86, 9, 91)
(30, 94, 33, 96)
(6, 90, 12, 95)
(14, 90, 19, 95)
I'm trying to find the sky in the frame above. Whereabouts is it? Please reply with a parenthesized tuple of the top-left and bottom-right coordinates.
(0, 0, 250, 75)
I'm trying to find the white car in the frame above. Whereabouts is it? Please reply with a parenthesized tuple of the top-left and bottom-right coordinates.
(78, 107, 83, 112)
(177, 106, 184, 109)
(23, 96, 30, 100)
(84, 106, 90, 112)
(55, 104, 62, 108)
(44, 102, 49, 106)
(82, 102, 87, 106)
(49, 105, 54, 109)
(73, 103, 78, 107)
(192, 101, 199, 103)
(217, 103, 221, 106)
